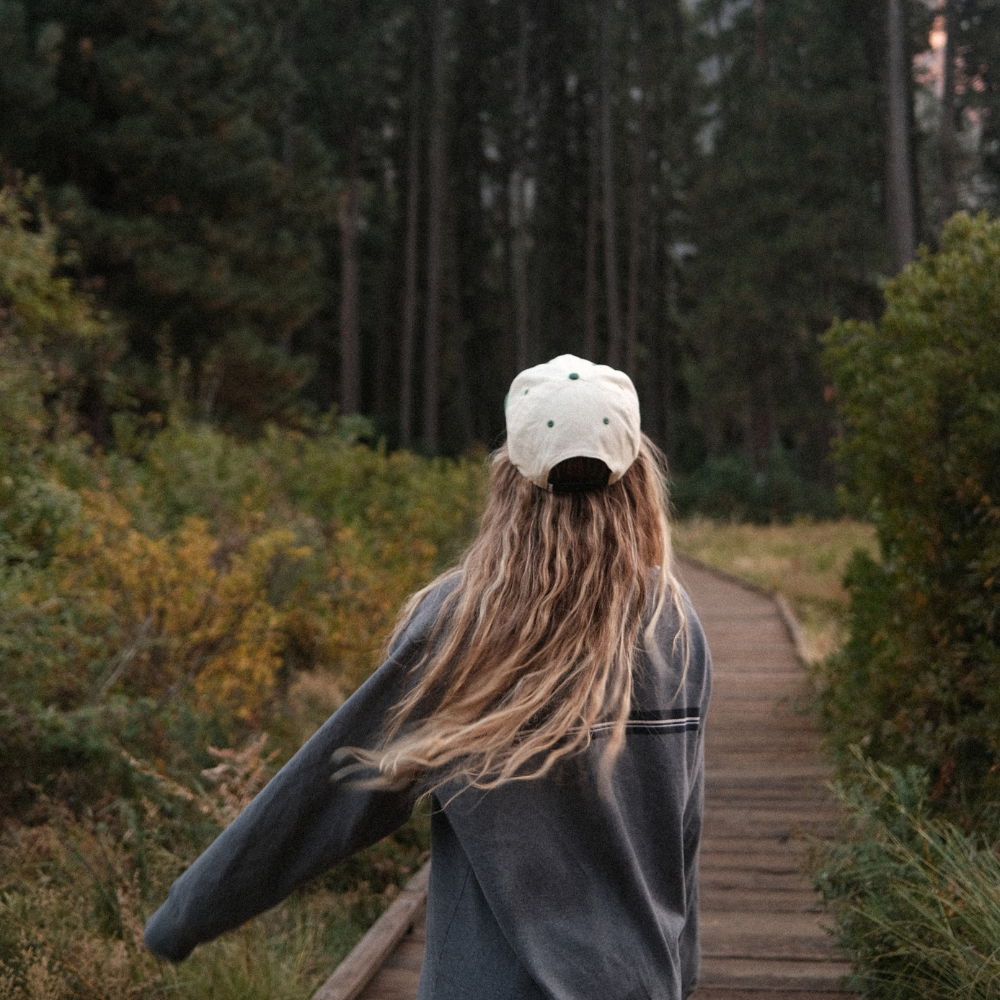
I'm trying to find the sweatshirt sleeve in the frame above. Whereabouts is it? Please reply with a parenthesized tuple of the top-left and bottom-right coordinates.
(681, 606, 711, 999)
(142, 582, 451, 962)
(680, 711, 706, 997)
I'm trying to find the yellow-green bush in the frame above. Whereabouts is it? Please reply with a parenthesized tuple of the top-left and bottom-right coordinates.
(821, 212, 1000, 821)
(0, 182, 488, 997)
(3, 425, 488, 807)
(815, 213, 1000, 1000)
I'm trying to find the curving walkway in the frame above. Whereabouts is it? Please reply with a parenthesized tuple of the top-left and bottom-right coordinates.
(313, 558, 850, 1000)
(680, 559, 849, 999)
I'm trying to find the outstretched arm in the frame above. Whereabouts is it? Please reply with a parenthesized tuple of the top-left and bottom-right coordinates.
(143, 585, 449, 961)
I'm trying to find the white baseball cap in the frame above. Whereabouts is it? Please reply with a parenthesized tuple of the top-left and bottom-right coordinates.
(504, 354, 641, 489)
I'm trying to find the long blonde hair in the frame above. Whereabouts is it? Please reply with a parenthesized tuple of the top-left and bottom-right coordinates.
(340, 434, 687, 795)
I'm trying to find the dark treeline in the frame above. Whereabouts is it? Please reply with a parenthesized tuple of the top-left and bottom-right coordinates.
(1, 0, 998, 478)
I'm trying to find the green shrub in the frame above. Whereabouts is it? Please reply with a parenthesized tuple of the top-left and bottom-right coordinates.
(670, 446, 837, 523)
(0, 183, 481, 995)
(0, 180, 115, 597)
(820, 212, 1000, 820)
(0, 697, 127, 815)
(0, 781, 430, 1000)
(813, 754, 1000, 1000)
(0, 182, 120, 475)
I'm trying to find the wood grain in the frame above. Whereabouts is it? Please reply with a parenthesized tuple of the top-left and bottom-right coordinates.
(681, 558, 851, 998)
(313, 864, 430, 1000)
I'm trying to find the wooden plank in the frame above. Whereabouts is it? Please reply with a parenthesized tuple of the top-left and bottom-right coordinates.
(694, 958, 852, 993)
(313, 864, 430, 1000)
(701, 913, 834, 959)
(700, 835, 820, 851)
(373, 938, 424, 973)
(705, 766, 831, 781)
(693, 992, 846, 1000)
(703, 854, 807, 873)
(357, 935, 426, 999)
(702, 941, 834, 963)
(699, 870, 820, 893)
(355, 966, 425, 1000)
(700, 888, 826, 914)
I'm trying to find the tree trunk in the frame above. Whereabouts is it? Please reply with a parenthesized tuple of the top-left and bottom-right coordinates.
(499, 179, 516, 389)
(886, 0, 917, 271)
(753, 0, 769, 68)
(281, 18, 298, 169)
(626, 0, 651, 383)
(512, 1, 530, 372)
(372, 201, 392, 432)
(339, 128, 361, 415)
(444, 183, 474, 450)
(400, 58, 421, 448)
(599, 0, 624, 369)
(583, 109, 600, 362)
(750, 368, 776, 471)
(279, 15, 299, 356)
(939, 0, 957, 230)
(658, 228, 676, 459)
(423, 0, 445, 453)
(625, 184, 641, 382)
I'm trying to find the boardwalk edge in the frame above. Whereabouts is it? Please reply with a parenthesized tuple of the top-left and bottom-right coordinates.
(675, 553, 811, 665)
(312, 862, 431, 1000)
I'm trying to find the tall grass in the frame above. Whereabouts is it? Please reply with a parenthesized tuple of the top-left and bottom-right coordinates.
(815, 753, 1000, 1000)
(0, 762, 432, 1000)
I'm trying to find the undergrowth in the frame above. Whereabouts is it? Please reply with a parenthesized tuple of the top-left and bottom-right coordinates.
(0, 182, 481, 999)
(814, 753, 1000, 1000)
(811, 214, 1000, 999)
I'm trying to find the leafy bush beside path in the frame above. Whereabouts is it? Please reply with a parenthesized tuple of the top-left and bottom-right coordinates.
(814, 213, 1000, 999)
(821, 212, 1000, 822)
(0, 188, 488, 998)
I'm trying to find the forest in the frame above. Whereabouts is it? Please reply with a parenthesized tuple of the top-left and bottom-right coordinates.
(1, 0, 997, 486)
(3, 0, 1000, 997)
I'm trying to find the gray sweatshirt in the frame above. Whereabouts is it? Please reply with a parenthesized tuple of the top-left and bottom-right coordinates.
(143, 576, 711, 1000)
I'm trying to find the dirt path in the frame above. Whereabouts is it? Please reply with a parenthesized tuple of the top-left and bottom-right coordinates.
(315, 558, 850, 1000)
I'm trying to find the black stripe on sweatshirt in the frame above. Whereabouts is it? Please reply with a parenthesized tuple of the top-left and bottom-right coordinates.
(589, 707, 701, 737)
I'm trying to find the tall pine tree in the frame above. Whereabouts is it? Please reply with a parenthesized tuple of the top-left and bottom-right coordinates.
(0, 0, 333, 428)
(687, 0, 888, 480)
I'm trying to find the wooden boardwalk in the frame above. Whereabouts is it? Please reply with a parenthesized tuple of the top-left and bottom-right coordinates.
(315, 559, 849, 1000)
(680, 559, 849, 999)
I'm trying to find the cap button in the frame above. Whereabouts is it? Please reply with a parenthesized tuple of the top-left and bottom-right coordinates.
(547, 420, 554, 427)
(569, 372, 579, 380)
(603, 417, 610, 425)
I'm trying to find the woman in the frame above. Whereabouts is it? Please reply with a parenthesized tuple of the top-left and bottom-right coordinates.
(144, 354, 712, 1000)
